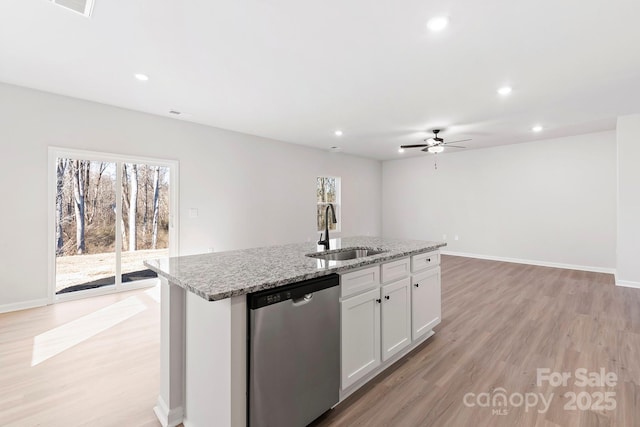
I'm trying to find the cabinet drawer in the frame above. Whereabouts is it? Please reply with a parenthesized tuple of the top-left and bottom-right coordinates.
(340, 265, 380, 298)
(411, 251, 440, 273)
(381, 257, 410, 284)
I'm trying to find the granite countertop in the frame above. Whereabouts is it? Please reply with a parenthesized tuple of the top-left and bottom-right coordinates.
(144, 236, 446, 301)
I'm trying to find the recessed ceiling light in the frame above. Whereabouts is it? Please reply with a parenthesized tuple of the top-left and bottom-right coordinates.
(427, 16, 449, 32)
(532, 125, 543, 132)
(134, 73, 149, 81)
(398, 148, 405, 153)
(334, 130, 343, 137)
(497, 86, 512, 96)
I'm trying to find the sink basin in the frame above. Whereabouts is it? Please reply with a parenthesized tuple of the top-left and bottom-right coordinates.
(306, 247, 387, 261)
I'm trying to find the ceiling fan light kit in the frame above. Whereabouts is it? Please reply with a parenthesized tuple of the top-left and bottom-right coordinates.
(399, 129, 472, 155)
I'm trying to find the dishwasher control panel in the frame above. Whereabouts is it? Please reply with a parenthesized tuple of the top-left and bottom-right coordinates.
(248, 274, 339, 309)
(264, 291, 291, 306)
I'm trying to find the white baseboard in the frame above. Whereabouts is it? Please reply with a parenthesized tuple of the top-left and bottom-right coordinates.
(0, 298, 48, 314)
(154, 396, 184, 427)
(615, 279, 640, 289)
(440, 250, 616, 275)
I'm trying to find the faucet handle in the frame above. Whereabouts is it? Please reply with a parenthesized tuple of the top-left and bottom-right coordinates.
(318, 232, 324, 243)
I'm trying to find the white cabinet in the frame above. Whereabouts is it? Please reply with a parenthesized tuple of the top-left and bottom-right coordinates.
(341, 288, 381, 389)
(411, 266, 441, 340)
(340, 251, 441, 392)
(381, 277, 411, 361)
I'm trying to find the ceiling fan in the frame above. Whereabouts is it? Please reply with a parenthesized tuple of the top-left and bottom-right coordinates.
(400, 129, 472, 154)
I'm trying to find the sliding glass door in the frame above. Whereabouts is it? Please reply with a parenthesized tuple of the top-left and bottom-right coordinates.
(50, 149, 177, 300)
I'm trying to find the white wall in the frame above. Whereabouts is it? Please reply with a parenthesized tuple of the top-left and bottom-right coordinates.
(616, 114, 640, 286)
(0, 83, 382, 309)
(383, 131, 617, 271)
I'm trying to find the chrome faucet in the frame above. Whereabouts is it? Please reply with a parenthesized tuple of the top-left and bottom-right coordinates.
(318, 203, 337, 250)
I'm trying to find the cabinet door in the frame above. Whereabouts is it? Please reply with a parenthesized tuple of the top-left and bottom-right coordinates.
(341, 288, 381, 389)
(381, 277, 411, 361)
(411, 267, 441, 340)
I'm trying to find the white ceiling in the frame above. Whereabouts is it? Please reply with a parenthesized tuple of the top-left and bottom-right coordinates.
(1, 0, 639, 160)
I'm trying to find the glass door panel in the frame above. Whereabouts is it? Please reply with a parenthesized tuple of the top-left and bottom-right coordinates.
(120, 164, 170, 285)
(55, 160, 117, 294)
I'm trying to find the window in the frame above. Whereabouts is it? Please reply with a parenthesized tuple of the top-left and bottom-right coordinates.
(49, 147, 178, 301)
(317, 176, 341, 233)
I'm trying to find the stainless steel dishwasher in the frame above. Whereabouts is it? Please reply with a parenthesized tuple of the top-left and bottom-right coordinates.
(248, 274, 340, 427)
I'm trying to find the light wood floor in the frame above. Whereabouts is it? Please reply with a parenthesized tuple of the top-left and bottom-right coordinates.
(313, 256, 640, 427)
(0, 286, 162, 427)
(2, 257, 639, 427)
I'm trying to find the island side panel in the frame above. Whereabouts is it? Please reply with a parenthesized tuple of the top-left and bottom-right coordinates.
(231, 295, 247, 427)
(183, 292, 232, 427)
(155, 277, 186, 427)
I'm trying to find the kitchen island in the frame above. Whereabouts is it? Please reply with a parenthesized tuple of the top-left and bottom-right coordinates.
(145, 236, 445, 427)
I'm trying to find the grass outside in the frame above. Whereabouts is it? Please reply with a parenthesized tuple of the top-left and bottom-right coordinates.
(55, 248, 169, 292)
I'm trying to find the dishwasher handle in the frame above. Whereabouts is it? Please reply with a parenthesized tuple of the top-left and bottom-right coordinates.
(292, 293, 313, 306)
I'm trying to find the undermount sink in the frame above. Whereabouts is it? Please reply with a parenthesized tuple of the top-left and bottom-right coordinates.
(306, 247, 387, 261)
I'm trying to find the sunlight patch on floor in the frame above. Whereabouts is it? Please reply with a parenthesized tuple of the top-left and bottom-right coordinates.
(31, 296, 147, 366)
(144, 283, 161, 303)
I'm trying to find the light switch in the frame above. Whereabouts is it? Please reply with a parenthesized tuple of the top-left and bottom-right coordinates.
(189, 208, 198, 218)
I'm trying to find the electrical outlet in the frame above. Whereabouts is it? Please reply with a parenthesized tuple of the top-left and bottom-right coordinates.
(442, 234, 447, 240)
(454, 235, 459, 241)
(208, 247, 214, 253)
(189, 208, 198, 218)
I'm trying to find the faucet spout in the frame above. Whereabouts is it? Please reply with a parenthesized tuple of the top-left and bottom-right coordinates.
(318, 203, 337, 250)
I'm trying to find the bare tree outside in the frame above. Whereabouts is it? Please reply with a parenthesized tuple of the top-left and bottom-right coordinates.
(119, 163, 170, 284)
(55, 158, 171, 294)
(55, 158, 68, 256)
(71, 160, 89, 254)
(87, 162, 107, 225)
(127, 164, 138, 252)
(317, 177, 340, 232)
(151, 165, 161, 249)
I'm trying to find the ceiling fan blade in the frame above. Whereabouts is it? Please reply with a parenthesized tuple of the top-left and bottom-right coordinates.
(401, 144, 429, 148)
(443, 139, 472, 144)
(444, 145, 466, 149)
(421, 147, 431, 152)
